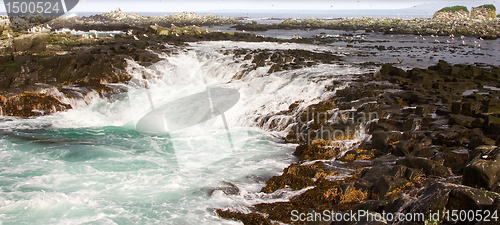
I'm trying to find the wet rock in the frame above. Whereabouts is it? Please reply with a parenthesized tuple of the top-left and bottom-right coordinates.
(340, 149, 381, 162)
(2, 92, 72, 117)
(380, 64, 406, 77)
(444, 149, 469, 174)
(485, 116, 500, 135)
(449, 114, 476, 126)
(463, 159, 500, 192)
(208, 181, 240, 196)
(351, 200, 388, 213)
(397, 156, 451, 177)
(360, 165, 392, 183)
(300, 139, 342, 162)
(261, 162, 332, 193)
(374, 176, 409, 197)
(434, 125, 470, 147)
(399, 182, 500, 224)
(216, 209, 272, 225)
(417, 147, 436, 158)
(392, 140, 416, 157)
(371, 131, 401, 150)
(384, 195, 415, 214)
(470, 145, 498, 160)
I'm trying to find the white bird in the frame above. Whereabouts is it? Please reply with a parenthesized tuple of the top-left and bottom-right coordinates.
(478, 44, 481, 48)
(446, 40, 451, 43)
(143, 34, 148, 38)
(461, 35, 465, 39)
(480, 37, 483, 41)
(7, 33, 12, 38)
(462, 40, 466, 45)
(133, 35, 139, 40)
(435, 39, 440, 43)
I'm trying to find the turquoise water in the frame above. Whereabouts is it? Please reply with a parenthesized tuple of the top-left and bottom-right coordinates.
(0, 123, 295, 224)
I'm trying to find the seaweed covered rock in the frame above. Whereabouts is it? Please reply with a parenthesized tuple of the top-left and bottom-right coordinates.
(300, 139, 342, 162)
(261, 162, 335, 193)
(1, 92, 71, 117)
(471, 4, 497, 19)
(215, 209, 271, 225)
(433, 5, 470, 20)
(170, 25, 208, 36)
(147, 25, 169, 35)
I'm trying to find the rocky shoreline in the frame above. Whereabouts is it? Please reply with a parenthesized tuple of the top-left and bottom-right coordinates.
(1, 8, 500, 225)
(216, 61, 500, 224)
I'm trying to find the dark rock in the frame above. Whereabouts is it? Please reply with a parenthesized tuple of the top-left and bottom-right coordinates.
(360, 165, 392, 183)
(415, 105, 435, 116)
(380, 64, 406, 77)
(451, 102, 463, 114)
(434, 125, 470, 147)
(371, 131, 401, 150)
(449, 114, 476, 126)
(444, 150, 469, 174)
(384, 196, 415, 214)
(470, 145, 498, 160)
(397, 156, 451, 177)
(485, 116, 500, 135)
(340, 149, 381, 162)
(208, 181, 240, 196)
(399, 182, 500, 224)
(417, 148, 436, 158)
(2, 93, 72, 117)
(463, 159, 500, 192)
(351, 200, 388, 213)
(392, 140, 415, 157)
(300, 139, 342, 161)
(374, 175, 409, 198)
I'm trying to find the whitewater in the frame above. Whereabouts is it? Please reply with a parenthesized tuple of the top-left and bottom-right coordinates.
(0, 41, 376, 224)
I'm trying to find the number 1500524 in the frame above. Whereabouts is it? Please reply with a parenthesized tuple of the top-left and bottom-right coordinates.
(5, 1, 61, 14)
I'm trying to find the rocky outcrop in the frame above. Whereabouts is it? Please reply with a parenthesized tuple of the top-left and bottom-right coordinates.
(217, 60, 500, 224)
(472, 4, 497, 19)
(433, 6, 470, 20)
(13, 33, 49, 53)
(0, 92, 71, 117)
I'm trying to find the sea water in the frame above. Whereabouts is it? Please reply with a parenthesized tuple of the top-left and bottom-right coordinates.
(0, 41, 377, 224)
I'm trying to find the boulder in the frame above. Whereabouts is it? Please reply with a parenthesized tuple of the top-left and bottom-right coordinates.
(147, 25, 169, 35)
(371, 131, 401, 150)
(13, 33, 49, 53)
(462, 159, 500, 192)
(374, 176, 409, 197)
(399, 182, 500, 224)
(397, 156, 451, 177)
(2, 92, 72, 117)
(449, 114, 476, 126)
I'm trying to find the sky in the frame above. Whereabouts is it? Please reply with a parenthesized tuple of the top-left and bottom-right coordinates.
(0, 0, 499, 14)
